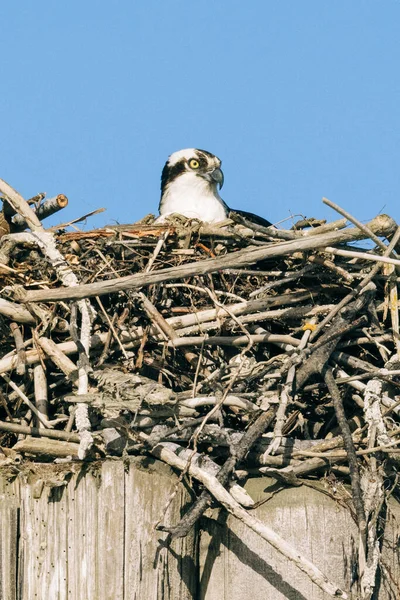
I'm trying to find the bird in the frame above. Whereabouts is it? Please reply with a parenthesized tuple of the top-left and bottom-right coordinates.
(157, 148, 272, 227)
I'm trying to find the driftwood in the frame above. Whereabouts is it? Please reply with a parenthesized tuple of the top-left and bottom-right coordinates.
(0, 175, 400, 597)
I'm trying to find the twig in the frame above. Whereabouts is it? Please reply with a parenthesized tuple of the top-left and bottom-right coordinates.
(0, 298, 36, 324)
(0, 419, 79, 442)
(295, 284, 376, 389)
(9, 322, 26, 376)
(325, 246, 400, 267)
(96, 297, 129, 360)
(308, 253, 354, 283)
(267, 318, 316, 456)
(47, 207, 106, 231)
(13, 437, 79, 458)
(166, 333, 300, 349)
(324, 367, 367, 574)
(33, 363, 48, 426)
(322, 198, 395, 255)
(145, 229, 170, 272)
(139, 292, 201, 369)
(37, 337, 78, 380)
(1, 374, 50, 428)
(71, 301, 94, 459)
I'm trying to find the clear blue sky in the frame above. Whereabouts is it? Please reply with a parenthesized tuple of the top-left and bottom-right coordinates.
(1, 2, 399, 230)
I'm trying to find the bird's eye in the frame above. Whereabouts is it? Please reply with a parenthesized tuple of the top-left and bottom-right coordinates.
(189, 159, 200, 169)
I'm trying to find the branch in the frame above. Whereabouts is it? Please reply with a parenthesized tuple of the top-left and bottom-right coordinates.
(12, 194, 68, 231)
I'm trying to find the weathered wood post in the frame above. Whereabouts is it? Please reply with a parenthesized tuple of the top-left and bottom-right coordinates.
(1, 460, 399, 599)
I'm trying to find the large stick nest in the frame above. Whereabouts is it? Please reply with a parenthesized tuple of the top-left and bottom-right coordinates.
(0, 200, 399, 499)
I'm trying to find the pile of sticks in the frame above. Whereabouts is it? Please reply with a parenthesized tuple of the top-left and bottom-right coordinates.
(1, 177, 400, 597)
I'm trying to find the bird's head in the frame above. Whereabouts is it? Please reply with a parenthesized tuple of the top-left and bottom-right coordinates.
(160, 148, 224, 197)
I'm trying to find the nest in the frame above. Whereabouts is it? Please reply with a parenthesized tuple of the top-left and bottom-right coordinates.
(0, 184, 400, 594)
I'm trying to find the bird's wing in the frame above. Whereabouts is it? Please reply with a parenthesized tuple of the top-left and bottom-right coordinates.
(229, 208, 272, 228)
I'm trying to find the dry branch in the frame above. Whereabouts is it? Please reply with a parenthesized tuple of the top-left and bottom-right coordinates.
(11, 194, 68, 231)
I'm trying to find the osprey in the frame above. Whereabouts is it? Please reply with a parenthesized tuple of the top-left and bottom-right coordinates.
(158, 148, 272, 227)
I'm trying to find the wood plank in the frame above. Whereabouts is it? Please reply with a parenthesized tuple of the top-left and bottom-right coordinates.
(97, 460, 125, 600)
(66, 467, 99, 600)
(379, 497, 400, 599)
(14, 468, 70, 599)
(124, 457, 197, 600)
(17, 474, 45, 599)
(0, 477, 18, 600)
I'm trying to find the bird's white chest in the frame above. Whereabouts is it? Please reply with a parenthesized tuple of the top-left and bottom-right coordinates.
(159, 173, 227, 223)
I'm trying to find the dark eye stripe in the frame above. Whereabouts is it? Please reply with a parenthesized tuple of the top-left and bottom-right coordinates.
(160, 159, 186, 192)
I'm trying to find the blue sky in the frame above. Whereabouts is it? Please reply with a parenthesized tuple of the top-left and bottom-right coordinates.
(1, 2, 399, 230)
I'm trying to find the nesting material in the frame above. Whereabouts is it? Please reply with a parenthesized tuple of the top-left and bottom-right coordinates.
(1, 180, 400, 597)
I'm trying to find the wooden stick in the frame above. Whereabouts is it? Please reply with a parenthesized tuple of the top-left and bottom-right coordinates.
(334, 367, 400, 416)
(70, 301, 94, 459)
(302, 218, 348, 236)
(47, 207, 105, 231)
(33, 364, 49, 425)
(268, 321, 315, 456)
(0, 298, 36, 324)
(37, 337, 79, 380)
(0, 420, 79, 442)
(139, 292, 200, 368)
(1, 374, 50, 428)
(179, 395, 259, 412)
(144, 230, 170, 272)
(166, 333, 300, 349)
(308, 254, 354, 283)
(228, 210, 297, 239)
(322, 198, 394, 255)
(12, 194, 68, 230)
(325, 246, 400, 267)
(96, 297, 129, 360)
(13, 437, 79, 458)
(163, 408, 277, 539)
(3, 192, 44, 217)
(295, 284, 376, 390)
(0, 179, 43, 231)
(0, 231, 38, 265)
(324, 369, 367, 544)
(9, 322, 26, 376)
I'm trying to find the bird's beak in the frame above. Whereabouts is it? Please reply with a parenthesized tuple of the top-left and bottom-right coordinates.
(210, 167, 224, 189)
